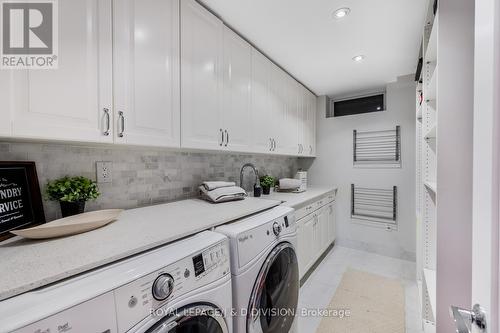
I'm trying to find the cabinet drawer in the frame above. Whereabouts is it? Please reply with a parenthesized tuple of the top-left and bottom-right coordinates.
(296, 204, 315, 220)
(315, 198, 326, 208)
(295, 191, 337, 220)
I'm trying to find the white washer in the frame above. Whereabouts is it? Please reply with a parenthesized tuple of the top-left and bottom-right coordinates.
(216, 206, 299, 333)
(0, 231, 232, 333)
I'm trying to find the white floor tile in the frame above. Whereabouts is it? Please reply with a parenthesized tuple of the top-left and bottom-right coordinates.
(298, 245, 424, 333)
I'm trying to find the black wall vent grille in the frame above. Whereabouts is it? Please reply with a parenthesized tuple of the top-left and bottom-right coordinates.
(329, 93, 385, 117)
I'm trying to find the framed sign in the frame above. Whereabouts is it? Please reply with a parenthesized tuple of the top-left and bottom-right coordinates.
(0, 162, 45, 241)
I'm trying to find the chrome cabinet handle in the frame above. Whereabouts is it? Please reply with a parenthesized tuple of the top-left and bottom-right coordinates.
(220, 129, 224, 146)
(103, 108, 110, 136)
(224, 130, 229, 147)
(118, 111, 125, 137)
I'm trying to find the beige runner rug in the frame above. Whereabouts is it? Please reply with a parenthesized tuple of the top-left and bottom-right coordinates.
(315, 268, 405, 333)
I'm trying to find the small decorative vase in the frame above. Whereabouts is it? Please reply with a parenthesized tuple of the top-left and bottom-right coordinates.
(262, 186, 271, 195)
(60, 200, 86, 217)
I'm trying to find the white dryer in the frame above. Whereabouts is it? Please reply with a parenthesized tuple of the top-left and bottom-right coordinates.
(216, 206, 299, 333)
(0, 231, 232, 333)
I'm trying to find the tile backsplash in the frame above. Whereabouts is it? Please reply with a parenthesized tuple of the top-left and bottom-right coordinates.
(0, 142, 299, 221)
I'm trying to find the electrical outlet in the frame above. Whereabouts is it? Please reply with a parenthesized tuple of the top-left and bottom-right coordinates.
(96, 161, 113, 183)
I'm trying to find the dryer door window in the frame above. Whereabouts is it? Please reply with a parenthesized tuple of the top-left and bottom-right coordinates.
(146, 304, 228, 333)
(247, 242, 299, 333)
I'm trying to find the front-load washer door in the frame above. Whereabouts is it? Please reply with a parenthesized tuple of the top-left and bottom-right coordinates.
(247, 242, 299, 333)
(145, 304, 228, 333)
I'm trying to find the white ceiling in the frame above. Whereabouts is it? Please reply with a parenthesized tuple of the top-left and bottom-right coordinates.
(199, 0, 427, 97)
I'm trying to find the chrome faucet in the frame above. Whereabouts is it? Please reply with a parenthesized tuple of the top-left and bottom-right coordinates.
(240, 163, 259, 192)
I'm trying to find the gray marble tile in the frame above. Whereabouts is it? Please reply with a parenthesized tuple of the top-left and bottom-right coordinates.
(0, 141, 300, 221)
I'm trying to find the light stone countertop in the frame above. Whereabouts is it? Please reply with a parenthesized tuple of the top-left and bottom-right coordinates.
(259, 186, 338, 209)
(0, 197, 280, 302)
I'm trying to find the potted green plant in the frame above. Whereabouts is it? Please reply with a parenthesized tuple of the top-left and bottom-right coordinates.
(46, 176, 100, 217)
(259, 175, 275, 195)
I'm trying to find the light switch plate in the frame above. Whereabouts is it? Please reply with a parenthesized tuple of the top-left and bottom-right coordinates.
(96, 161, 112, 183)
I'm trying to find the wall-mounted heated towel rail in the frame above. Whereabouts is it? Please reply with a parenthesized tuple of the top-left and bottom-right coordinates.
(351, 184, 398, 227)
(353, 126, 401, 167)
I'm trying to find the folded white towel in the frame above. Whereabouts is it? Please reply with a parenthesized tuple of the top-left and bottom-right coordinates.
(201, 181, 236, 191)
(279, 178, 302, 190)
(199, 185, 247, 203)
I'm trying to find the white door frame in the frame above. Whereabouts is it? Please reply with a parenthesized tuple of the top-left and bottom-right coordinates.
(472, 0, 500, 331)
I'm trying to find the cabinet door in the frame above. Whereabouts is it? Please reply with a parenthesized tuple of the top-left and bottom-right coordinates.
(327, 203, 336, 244)
(306, 91, 317, 156)
(297, 87, 308, 156)
(222, 27, 252, 152)
(281, 76, 299, 155)
(297, 215, 315, 278)
(317, 207, 330, 252)
(11, 0, 113, 143)
(181, 0, 223, 150)
(113, 0, 180, 147)
(269, 65, 287, 154)
(251, 49, 273, 153)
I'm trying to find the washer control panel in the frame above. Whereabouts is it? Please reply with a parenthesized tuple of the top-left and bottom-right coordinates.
(114, 240, 230, 332)
(236, 210, 296, 269)
(13, 292, 118, 333)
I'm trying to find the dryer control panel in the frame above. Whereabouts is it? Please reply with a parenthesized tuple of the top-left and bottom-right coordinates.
(114, 239, 230, 332)
(233, 207, 296, 269)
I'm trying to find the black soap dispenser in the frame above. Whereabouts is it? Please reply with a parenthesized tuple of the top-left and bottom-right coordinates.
(253, 177, 262, 197)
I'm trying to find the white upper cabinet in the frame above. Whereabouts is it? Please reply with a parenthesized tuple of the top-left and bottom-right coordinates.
(270, 65, 289, 154)
(297, 87, 316, 156)
(281, 76, 299, 155)
(222, 27, 252, 152)
(306, 90, 317, 156)
(251, 49, 274, 153)
(181, 0, 224, 150)
(297, 87, 308, 155)
(10, 0, 113, 143)
(1, 0, 316, 157)
(113, 0, 180, 147)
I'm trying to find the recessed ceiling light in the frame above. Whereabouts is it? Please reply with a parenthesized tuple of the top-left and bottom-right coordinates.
(352, 55, 365, 62)
(333, 7, 350, 19)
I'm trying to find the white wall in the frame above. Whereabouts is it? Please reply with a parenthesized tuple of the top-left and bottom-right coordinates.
(302, 75, 416, 261)
(436, 0, 474, 330)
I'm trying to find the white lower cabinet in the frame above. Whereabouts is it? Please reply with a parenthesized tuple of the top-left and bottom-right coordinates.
(317, 206, 330, 252)
(297, 213, 316, 278)
(297, 195, 336, 279)
(327, 202, 336, 244)
(8, 0, 113, 143)
(113, 0, 180, 147)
